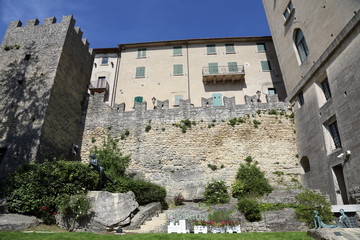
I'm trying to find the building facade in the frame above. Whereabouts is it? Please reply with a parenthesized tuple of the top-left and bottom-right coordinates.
(90, 37, 286, 110)
(263, 0, 360, 204)
(0, 15, 93, 181)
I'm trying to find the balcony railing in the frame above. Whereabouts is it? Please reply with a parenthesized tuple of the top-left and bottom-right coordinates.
(202, 65, 245, 84)
(89, 80, 109, 94)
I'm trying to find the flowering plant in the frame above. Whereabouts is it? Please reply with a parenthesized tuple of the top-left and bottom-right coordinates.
(192, 219, 208, 226)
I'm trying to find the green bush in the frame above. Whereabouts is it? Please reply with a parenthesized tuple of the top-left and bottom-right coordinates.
(2, 160, 98, 224)
(234, 161, 272, 198)
(57, 194, 91, 231)
(203, 180, 230, 204)
(92, 135, 130, 179)
(103, 177, 167, 206)
(295, 189, 333, 227)
(208, 209, 233, 222)
(231, 179, 245, 198)
(237, 198, 262, 222)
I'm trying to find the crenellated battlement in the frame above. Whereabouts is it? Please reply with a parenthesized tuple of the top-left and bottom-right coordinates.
(3, 15, 91, 52)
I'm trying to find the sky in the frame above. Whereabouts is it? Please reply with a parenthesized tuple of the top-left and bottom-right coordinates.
(0, 0, 270, 49)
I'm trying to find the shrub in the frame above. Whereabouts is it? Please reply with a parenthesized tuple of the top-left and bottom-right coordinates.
(295, 189, 333, 227)
(174, 193, 185, 206)
(57, 194, 91, 231)
(268, 109, 277, 115)
(235, 162, 272, 198)
(253, 119, 261, 128)
(244, 156, 253, 163)
(145, 125, 152, 132)
(2, 160, 98, 224)
(92, 135, 130, 179)
(203, 180, 230, 204)
(104, 177, 167, 206)
(231, 179, 245, 198)
(208, 209, 233, 222)
(207, 164, 218, 171)
(237, 198, 262, 222)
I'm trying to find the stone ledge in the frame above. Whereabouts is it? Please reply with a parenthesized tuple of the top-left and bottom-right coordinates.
(308, 228, 360, 240)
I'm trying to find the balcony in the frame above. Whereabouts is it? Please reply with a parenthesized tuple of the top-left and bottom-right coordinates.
(89, 79, 109, 94)
(202, 65, 245, 84)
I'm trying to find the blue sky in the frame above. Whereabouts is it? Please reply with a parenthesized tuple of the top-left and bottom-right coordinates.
(0, 0, 270, 49)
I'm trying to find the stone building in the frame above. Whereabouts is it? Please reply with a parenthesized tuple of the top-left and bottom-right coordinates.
(262, 0, 360, 204)
(90, 37, 286, 109)
(0, 15, 94, 181)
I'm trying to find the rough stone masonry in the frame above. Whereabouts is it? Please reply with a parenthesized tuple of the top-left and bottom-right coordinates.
(82, 94, 304, 200)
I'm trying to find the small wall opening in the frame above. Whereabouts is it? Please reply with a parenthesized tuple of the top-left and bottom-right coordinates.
(300, 156, 310, 173)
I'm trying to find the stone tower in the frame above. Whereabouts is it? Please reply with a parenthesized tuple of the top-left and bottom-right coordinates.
(0, 15, 94, 181)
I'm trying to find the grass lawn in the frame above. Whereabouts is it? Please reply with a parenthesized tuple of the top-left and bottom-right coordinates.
(0, 231, 312, 240)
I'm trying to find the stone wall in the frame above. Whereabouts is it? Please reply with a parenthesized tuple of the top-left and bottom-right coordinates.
(82, 94, 303, 200)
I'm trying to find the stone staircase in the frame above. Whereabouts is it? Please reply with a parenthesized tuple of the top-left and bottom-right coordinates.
(126, 211, 168, 233)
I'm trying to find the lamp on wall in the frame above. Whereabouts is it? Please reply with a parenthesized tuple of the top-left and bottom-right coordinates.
(152, 97, 157, 109)
(256, 90, 262, 102)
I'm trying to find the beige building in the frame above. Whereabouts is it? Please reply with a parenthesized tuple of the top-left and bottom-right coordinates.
(90, 37, 286, 110)
(263, 0, 360, 205)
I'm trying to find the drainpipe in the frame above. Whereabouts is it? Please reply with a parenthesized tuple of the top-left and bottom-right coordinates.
(186, 41, 191, 101)
(111, 47, 121, 107)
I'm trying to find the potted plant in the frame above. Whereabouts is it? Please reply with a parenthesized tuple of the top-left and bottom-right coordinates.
(192, 220, 208, 234)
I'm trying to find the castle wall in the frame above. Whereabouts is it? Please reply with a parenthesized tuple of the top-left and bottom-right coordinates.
(0, 16, 93, 180)
(81, 94, 303, 200)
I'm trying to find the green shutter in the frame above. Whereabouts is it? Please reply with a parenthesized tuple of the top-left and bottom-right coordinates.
(208, 63, 218, 74)
(225, 44, 235, 53)
(257, 43, 266, 52)
(134, 96, 143, 103)
(173, 46, 182, 55)
(261, 61, 271, 71)
(173, 64, 183, 75)
(228, 62, 238, 72)
(136, 66, 145, 77)
(174, 95, 183, 105)
(207, 44, 216, 54)
(137, 48, 146, 58)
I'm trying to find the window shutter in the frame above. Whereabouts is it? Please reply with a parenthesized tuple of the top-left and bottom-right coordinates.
(225, 44, 235, 53)
(173, 64, 183, 75)
(228, 62, 238, 72)
(207, 45, 216, 54)
(136, 67, 145, 77)
(261, 61, 271, 71)
(173, 46, 182, 55)
(257, 43, 266, 52)
(208, 62, 218, 74)
(134, 96, 143, 103)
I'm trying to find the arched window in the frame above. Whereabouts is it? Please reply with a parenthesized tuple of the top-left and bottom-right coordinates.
(300, 156, 310, 173)
(294, 29, 309, 63)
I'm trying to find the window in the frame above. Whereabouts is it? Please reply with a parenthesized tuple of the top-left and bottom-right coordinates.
(328, 121, 342, 149)
(268, 88, 277, 96)
(298, 91, 305, 106)
(256, 43, 266, 52)
(137, 48, 146, 58)
(134, 96, 143, 103)
(101, 57, 109, 65)
(283, 1, 294, 20)
(261, 61, 272, 71)
(173, 64, 183, 75)
(300, 156, 310, 173)
(97, 76, 106, 88)
(228, 62, 238, 72)
(295, 29, 309, 63)
(208, 62, 218, 74)
(135, 66, 145, 78)
(320, 78, 332, 101)
(173, 46, 182, 56)
(225, 43, 235, 54)
(174, 95, 183, 106)
(207, 44, 216, 55)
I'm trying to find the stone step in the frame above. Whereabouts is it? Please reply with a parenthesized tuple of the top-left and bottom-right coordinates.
(125, 212, 168, 233)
